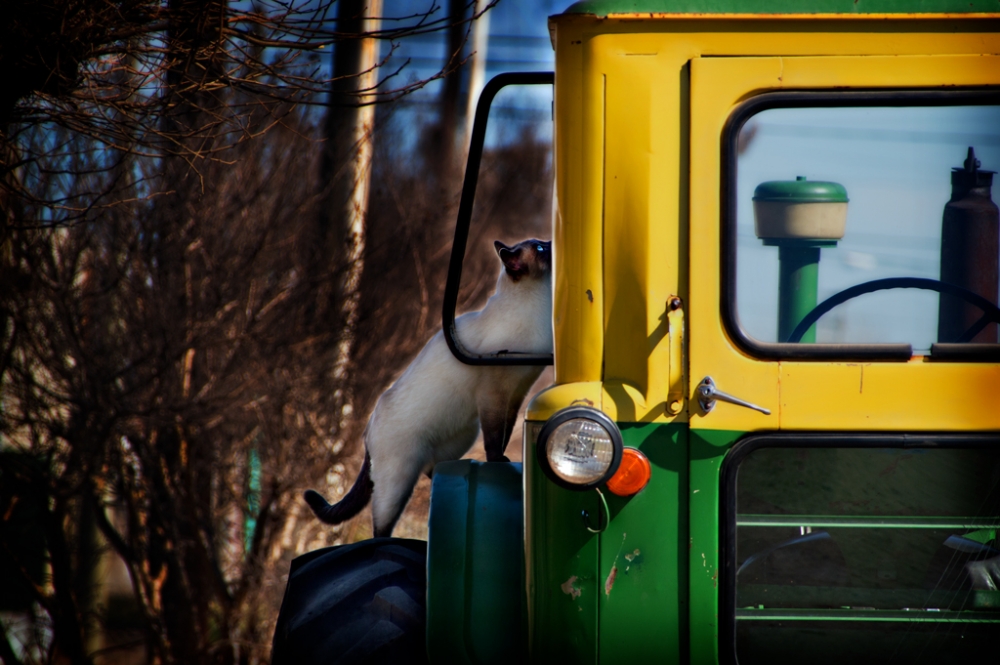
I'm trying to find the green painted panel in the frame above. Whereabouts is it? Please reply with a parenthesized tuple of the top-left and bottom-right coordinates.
(525, 423, 600, 664)
(688, 428, 744, 665)
(527, 420, 747, 664)
(427, 461, 527, 664)
(598, 423, 688, 664)
(564, 0, 1000, 15)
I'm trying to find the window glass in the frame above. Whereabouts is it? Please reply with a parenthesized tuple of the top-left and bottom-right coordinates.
(735, 105, 1000, 350)
(733, 444, 1000, 664)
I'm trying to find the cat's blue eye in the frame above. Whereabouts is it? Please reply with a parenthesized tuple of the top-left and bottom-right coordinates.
(537, 244, 546, 252)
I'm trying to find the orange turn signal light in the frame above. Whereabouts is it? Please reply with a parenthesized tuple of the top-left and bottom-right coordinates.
(605, 447, 651, 497)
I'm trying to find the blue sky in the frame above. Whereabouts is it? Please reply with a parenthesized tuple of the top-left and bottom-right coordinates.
(373, 1, 571, 146)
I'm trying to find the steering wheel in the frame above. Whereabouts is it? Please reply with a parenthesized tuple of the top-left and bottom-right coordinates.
(785, 277, 1000, 344)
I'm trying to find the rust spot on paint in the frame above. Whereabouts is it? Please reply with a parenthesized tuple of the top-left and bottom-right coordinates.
(605, 566, 618, 597)
(586, 289, 594, 303)
(571, 398, 595, 407)
(561, 576, 582, 599)
(624, 548, 642, 572)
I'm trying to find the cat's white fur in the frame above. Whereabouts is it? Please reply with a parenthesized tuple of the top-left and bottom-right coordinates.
(305, 239, 552, 537)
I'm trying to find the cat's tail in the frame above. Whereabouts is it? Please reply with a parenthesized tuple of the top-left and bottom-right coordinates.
(304, 451, 374, 525)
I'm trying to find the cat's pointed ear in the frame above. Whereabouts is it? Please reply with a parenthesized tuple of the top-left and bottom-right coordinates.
(495, 240, 527, 279)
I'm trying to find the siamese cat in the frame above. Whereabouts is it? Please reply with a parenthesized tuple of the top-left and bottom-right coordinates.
(305, 238, 553, 538)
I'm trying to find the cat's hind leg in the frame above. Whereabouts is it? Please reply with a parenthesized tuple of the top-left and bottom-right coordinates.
(479, 399, 522, 463)
(368, 448, 428, 538)
(479, 392, 524, 462)
(478, 370, 538, 463)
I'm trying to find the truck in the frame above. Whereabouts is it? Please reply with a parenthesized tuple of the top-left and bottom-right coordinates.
(272, 2, 1000, 663)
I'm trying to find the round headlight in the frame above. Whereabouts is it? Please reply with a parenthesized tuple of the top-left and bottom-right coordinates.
(536, 407, 623, 490)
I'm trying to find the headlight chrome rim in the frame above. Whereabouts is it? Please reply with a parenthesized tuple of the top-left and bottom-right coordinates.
(535, 407, 623, 491)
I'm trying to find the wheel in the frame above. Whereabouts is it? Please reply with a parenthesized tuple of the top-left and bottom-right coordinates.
(271, 538, 428, 665)
(786, 277, 1000, 343)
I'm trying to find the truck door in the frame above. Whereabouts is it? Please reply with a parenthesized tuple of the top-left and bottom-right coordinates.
(687, 54, 1000, 664)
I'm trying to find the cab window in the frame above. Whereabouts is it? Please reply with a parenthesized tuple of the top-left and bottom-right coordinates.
(723, 435, 1000, 665)
(728, 97, 1000, 357)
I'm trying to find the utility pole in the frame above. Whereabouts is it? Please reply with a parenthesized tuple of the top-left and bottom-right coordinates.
(464, 0, 492, 154)
(435, 0, 469, 179)
(318, 0, 383, 334)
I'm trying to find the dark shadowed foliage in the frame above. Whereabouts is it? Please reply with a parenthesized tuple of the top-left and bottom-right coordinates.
(0, 2, 539, 663)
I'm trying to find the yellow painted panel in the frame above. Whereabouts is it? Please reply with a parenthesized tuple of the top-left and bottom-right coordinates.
(525, 381, 605, 421)
(771, 53, 1000, 90)
(601, 380, 691, 424)
(548, 21, 1000, 83)
(779, 360, 1000, 430)
(552, 35, 604, 385)
(597, 41, 687, 423)
(602, 53, 653, 397)
(550, 16, 1000, 60)
(688, 56, 783, 433)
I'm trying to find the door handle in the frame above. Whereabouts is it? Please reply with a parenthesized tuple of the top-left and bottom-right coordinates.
(696, 376, 771, 415)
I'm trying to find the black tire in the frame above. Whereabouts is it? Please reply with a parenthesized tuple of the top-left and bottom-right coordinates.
(271, 538, 428, 665)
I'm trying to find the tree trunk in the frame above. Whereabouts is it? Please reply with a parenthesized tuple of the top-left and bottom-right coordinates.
(434, 0, 469, 179)
(316, 0, 382, 441)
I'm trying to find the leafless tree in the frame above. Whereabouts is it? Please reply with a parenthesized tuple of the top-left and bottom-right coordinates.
(0, 0, 497, 230)
(0, 2, 539, 664)
(1, 98, 342, 664)
(0, 0, 508, 663)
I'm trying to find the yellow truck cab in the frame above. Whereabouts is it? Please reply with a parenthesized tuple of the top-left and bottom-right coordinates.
(521, 5, 1000, 661)
(273, 3, 1000, 664)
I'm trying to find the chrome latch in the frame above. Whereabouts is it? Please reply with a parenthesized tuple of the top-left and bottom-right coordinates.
(696, 376, 771, 415)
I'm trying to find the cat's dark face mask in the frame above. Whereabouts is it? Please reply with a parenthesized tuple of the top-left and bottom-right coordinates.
(494, 239, 551, 281)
